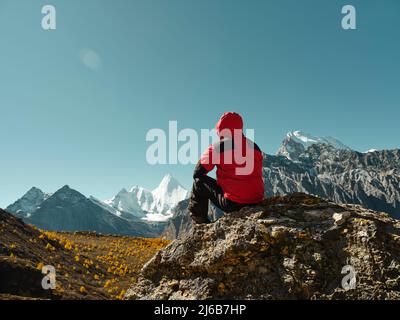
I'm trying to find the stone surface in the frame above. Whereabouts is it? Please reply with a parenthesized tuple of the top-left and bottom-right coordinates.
(332, 212, 351, 225)
(128, 193, 400, 300)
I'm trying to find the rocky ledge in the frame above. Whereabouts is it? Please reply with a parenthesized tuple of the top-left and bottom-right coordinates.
(127, 193, 400, 300)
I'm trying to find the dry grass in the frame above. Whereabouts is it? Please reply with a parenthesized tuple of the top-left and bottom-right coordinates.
(0, 211, 170, 300)
(40, 231, 170, 300)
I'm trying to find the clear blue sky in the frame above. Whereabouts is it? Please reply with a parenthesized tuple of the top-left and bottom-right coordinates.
(1, 0, 399, 208)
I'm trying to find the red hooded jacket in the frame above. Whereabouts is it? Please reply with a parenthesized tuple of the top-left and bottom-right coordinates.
(195, 112, 264, 204)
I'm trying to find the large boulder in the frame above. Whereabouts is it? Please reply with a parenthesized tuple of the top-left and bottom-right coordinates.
(127, 193, 400, 300)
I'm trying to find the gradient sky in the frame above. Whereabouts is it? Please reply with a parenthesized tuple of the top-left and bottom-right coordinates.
(0, 0, 399, 208)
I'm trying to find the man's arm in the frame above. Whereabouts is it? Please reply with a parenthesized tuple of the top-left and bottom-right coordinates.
(193, 161, 209, 179)
(193, 144, 216, 179)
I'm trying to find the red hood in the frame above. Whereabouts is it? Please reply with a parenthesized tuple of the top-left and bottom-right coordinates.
(216, 112, 243, 137)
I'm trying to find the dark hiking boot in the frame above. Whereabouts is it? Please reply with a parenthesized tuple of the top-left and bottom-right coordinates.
(190, 213, 211, 224)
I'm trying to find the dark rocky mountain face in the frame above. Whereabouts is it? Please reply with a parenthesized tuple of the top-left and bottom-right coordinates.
(24, 186, 164, 237)
(162, 199, 223, 240)
(264, 144, 400, 219)
(162, 199, 192, 240)
(127, 193, 400, 300)
(276, 134, 309, 161)
(6, 187, 50, 219)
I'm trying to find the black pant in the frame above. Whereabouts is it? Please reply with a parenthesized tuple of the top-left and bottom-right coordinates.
(188, 175, 246, 223)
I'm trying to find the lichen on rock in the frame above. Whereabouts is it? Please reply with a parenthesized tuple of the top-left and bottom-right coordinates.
(127, 193, 400, 300)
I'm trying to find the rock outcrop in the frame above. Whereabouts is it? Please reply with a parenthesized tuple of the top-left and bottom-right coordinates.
(128, 193, 400, 300)
(162, 200, 223, 240)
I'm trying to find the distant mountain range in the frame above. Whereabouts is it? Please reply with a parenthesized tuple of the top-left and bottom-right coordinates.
(266, 131, 400, 219)
(164, 131, 400, 239)
(6, 175, 189, 237)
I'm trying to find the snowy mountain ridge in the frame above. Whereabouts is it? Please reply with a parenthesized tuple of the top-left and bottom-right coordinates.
(277, 130, 351, 161)
(103, 174, 189, 222)
(6, 175, 189, 223)
(6, 187, 51, 218)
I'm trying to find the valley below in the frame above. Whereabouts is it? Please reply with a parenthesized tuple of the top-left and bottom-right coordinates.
(0, 208, 170, 300)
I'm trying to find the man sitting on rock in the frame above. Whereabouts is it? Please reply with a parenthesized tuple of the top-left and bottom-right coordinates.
(188, 112, 265, 224)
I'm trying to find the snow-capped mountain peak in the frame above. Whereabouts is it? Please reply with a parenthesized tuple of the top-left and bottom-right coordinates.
(53, 185, 86, 204)
(364, 149, 378, 153)
(104, 187, 149, 218)
(6, 187, 51, 218)
(277, 130, 351, 161)
(128, 186, 154, 213)
(103, 175, 189, 222)
(287, 131, 319, 144)
(117, 188, 128, 195)
(151, 174, 189, 216)
(286, 131, 350, 150)
(153, 174, 185, 195)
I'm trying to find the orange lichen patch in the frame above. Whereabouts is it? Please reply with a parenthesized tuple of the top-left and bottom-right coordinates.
(36, 262, 45, 270)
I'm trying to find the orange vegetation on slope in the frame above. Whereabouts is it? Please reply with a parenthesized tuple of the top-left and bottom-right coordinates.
(0, 208, 170, 300)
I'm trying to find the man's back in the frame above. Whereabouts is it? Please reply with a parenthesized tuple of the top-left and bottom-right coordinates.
(205, 135, 264, 204)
